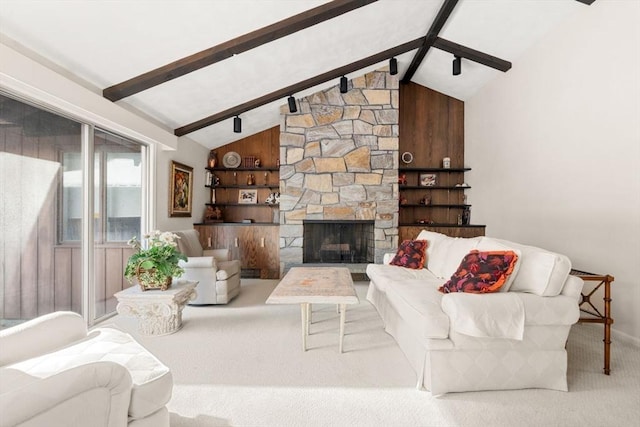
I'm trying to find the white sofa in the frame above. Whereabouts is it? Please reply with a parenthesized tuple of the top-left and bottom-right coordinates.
(173, 229, 241, 305)
(0, 312, 172, 426)
(366, 230, 584, 395)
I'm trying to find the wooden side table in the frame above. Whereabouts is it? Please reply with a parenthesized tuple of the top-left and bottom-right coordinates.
(115, 280, 197, 336)
(571, 270, 615, 375)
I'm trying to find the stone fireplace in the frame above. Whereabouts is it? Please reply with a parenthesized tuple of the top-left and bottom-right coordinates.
(279, 67, 399, 272)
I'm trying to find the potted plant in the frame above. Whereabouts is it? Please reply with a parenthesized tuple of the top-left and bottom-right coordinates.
(124, 231, 188, 291)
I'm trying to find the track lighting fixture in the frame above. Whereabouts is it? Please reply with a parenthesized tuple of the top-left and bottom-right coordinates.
(287, 95, 297, 113)
(340, 76, 348, 93)
(233, 116, 242, 133)
(453, 55, 461, 76)
(389, 57, 398, 75)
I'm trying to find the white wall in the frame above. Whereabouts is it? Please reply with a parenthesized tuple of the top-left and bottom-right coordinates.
(155, 138, 210, 232)
(466, 1, 640, 342)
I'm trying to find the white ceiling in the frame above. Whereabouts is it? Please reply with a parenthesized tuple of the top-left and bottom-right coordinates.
(0, 0, 586, 149)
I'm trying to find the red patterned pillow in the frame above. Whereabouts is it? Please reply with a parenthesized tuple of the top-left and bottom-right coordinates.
(390, 240, 428, 269)
(439, 250, 519, 293)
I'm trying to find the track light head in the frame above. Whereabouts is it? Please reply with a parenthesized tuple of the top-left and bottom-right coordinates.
(453, 55, 461, 76)
(389, 57, 398, 75)
(340, 76, 348, 93)
(233, 116, 242, 133)
(287, 95, 297, 113)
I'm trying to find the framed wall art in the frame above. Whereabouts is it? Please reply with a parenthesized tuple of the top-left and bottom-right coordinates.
(169, 161, 193, 217)
(238, 189, 258, 204)
(419, 173, 437, 187)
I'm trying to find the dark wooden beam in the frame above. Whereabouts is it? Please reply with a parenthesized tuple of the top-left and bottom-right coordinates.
(575, 0, 596, 5)
(401, 0, 459, 83)
(175, 37, 425, 136)
(433, 37, 511, 72)
(103, 0, 378, 101)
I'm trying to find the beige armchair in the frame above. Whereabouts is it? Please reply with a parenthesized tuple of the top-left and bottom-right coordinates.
(173, 229, 241, 305)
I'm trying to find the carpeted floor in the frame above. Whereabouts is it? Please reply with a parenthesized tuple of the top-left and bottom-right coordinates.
(107, 280, 640, 427)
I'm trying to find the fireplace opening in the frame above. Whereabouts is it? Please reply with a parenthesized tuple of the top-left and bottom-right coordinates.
(303, 220, 374, 264)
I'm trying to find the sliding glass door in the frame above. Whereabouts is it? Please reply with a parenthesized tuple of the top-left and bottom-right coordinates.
(0, 93, 149, 327)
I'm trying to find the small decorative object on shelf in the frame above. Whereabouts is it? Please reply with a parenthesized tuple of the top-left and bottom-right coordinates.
(211, 173, 220, 187)
(417, 219, 434, 225)
(276, 158, 280, 168)
(233, 171, 238, 185)
(400, 195, 408, 205)
(263, 171, 269, 185)
(401, 152, 414, 164)
(462, 207, 471, 225)
(247, 173, 255, 185)
(205, 170, 212, 187)
(211, 189, 216, 203)
(420, 173, 437, 186)
(244, 156, 256, 168)
(124, 231, 187, 291)
(204, 206, 223, 223)
(457, 214, 463, 225)
(208, 150, 218, 168)
(398, 173, 407, 185)
(420, 195, 431, 205)
(265, 192, 280, 205)
(443, 157, 451, 169)
(254, 158, 261, 168)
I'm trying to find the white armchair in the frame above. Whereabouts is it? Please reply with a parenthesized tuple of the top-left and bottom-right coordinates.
(173, 229, 241, 305)
(0, 311, 172, 427)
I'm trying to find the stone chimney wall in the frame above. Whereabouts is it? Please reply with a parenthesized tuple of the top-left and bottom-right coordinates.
(279, 67, 399, 270)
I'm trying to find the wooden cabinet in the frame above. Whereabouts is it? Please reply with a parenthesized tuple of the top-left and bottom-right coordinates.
(194, 224, 280, 279)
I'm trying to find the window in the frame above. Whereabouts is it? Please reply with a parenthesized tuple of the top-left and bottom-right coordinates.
(0, 93, 150, 327)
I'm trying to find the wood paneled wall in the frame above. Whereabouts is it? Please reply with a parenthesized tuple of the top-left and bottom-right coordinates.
(399, 83, 464, 168)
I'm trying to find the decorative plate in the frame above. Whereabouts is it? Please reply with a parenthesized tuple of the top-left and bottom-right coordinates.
(222, 151, 241, 168)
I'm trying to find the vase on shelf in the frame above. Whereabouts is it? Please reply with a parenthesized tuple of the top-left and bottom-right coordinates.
(208, 150, 218, 168)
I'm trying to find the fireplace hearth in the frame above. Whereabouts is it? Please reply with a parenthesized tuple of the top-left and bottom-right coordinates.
(303, 220, 374, 264)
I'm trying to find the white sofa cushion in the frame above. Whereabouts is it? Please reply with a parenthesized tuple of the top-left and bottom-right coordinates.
(366, 263, 436, 293)
(383, 278, 450, 339)
(427, 235, 482, 279)
(493, 239, 571, 296)
(7, 327, 172, 420)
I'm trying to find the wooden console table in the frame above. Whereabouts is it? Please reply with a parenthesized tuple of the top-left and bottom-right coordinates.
(570, 269, 615, 375)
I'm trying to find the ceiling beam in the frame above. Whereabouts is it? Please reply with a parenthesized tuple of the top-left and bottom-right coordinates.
(174, 37, 425, 136)
(401, 0, 459, 83)
(433, 37, 511, 72)
(103, 0, 378, 101)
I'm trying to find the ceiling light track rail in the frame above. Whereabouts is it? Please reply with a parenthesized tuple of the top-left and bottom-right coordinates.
(103, 0, 378, 101)
(433, 38, 511, 72)
(174, 37, 425, 136)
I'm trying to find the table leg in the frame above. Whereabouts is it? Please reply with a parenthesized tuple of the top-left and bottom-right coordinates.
(339, 303, 347, 353)
(307, 303, 312, 332)
(301, 303, 308, 352)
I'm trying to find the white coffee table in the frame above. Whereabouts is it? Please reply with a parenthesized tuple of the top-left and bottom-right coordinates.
(266, 267, 359, 352)
(115, 280, 197, 336)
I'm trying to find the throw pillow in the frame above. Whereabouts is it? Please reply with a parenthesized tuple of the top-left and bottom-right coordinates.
(439, 250, 519, 294)
(389, 240, 428, 269)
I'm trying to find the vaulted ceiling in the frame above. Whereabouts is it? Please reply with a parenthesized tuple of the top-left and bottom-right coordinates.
(0, 0, 592, 149)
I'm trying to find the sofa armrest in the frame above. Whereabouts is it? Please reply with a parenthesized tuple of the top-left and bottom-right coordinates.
(179, 256, 216, 269)
(0, 361, 132, 427)
(561, 274, 584, 301)
(0, 311, 88, 367)
(203, 248, 231, 261)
